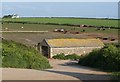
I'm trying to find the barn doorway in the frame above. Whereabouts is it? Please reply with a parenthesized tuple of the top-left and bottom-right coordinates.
(41, 46, 49, 57)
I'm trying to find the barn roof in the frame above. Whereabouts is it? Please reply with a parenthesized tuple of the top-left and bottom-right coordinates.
(45, 38, 104, 48)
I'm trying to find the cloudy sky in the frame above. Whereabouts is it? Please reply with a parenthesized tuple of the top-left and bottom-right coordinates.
(2, 2, 118, 18)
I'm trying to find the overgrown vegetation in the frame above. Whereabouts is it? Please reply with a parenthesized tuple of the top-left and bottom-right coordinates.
(78, 44, 120, 80)
(53, 53, 80, 60)
(79, 44, 120, 72)
(111, 72, 120, 80)
(1, 39, 51, 70)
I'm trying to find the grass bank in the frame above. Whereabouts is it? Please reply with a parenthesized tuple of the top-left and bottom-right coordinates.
(1, 39, 51, 70)
(78, 44, 120, 80)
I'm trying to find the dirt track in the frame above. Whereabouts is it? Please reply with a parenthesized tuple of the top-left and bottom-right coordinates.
(2, 59, 111, 80)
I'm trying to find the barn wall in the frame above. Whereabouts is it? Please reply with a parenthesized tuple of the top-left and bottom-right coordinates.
(50, 47, 102, 58)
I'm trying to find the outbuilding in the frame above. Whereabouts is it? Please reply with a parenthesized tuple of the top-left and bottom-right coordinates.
(38, 38, 104, 58)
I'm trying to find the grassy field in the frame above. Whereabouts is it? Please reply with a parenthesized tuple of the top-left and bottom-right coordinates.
(2, 23, 118, 35)
(2, 17, 118, 27)
(2, 18, 119, 47)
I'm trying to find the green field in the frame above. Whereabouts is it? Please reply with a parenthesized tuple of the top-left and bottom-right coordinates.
(2, 17, 119, 47)
(2, 23, 118, 47)
(2, 18, 118, 27)
(2, 23, 118, 35)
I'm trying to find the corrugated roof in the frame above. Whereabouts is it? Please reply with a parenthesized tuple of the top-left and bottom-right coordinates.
(45, 38, 104, 48)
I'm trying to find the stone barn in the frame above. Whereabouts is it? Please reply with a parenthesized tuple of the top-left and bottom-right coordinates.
(38, 38, 104, 58)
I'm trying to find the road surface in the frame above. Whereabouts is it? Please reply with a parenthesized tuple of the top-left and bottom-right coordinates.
(2, 59, 111, 80)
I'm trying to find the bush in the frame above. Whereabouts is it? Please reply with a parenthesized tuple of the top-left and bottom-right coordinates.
(79, 49, 103, 68)
(65, 54, 80, 60)
(53, 53, 66, 60)
(2, 40, 51, 70)
(53, 53, 80, 60)
(111, 72, 120, 80)
(79, 44, 120, 72)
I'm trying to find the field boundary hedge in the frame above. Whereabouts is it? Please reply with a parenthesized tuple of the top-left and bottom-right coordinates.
(2, 21, 119, 29)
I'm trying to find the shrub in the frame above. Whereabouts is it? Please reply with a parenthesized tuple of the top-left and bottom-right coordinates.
(79, 49, 103, 68)
(111, 72, 120, 80)
(79, 44, 120, 72)
(2, 40, 51, 70)
(65, 54, 80, 60)
(102, 44, 120, 71)
(53, 53, 66, 60)
(53, 53, 80, 60)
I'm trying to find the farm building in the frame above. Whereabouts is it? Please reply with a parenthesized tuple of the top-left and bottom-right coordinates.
(38, 38, 104, 58)
(11, 14, 20, 18)
(3, 14, 19, 18)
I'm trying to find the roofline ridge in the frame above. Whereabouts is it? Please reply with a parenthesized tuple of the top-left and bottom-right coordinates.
(44, 39, 52, 47)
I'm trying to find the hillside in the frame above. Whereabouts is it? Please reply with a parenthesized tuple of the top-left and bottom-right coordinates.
(1, 39, 51, 70)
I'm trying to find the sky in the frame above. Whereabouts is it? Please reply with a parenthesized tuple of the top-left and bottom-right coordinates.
(1, 0, 120, 2)
(2, 2, 119, 19)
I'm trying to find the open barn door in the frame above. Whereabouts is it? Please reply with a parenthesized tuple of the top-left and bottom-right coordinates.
(41, 46, 49, 58)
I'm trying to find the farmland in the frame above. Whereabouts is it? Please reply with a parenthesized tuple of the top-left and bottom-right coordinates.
(2, 23, 118, 34)
(1, 18, 119, 80)
(2, 31, 118, 47)
(1, 17, 119, 47)
(2, 17, 118, 28)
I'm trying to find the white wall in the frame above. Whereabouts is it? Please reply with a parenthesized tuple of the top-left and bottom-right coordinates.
(50, 47, 102, 58)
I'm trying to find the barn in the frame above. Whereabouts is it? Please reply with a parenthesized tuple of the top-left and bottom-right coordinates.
(38, 38, 104, 58)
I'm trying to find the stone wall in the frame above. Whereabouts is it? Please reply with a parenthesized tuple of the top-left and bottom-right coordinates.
(50, 47, 102, 58)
